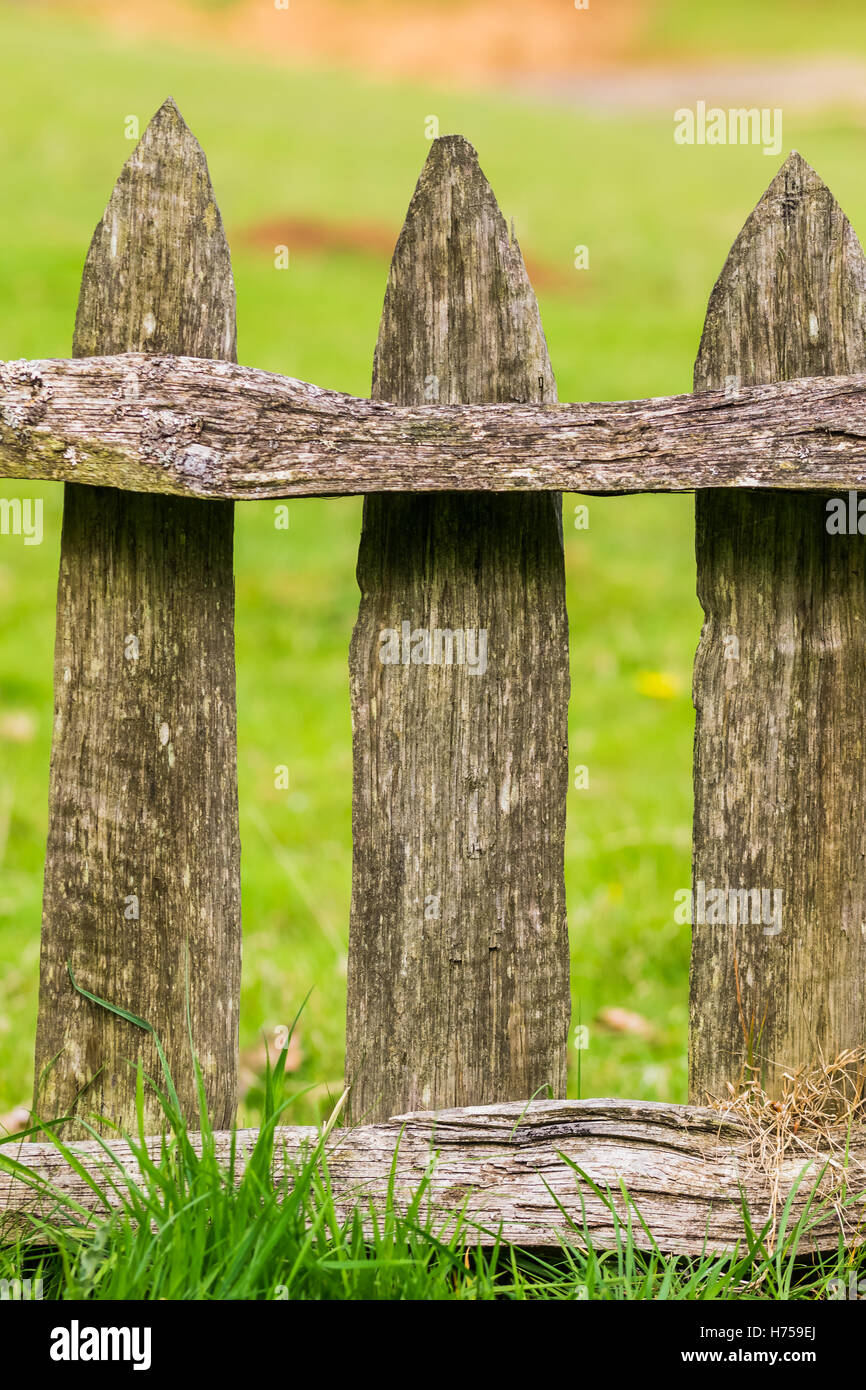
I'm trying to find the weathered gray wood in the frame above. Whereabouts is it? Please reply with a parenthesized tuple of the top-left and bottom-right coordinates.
(33, 99, 241, 1134)
(690, 152, 866, 1102)
(345, 136, 570, 1121)
(8, 354, 866, 496)
(3, 1099, 863, 1254)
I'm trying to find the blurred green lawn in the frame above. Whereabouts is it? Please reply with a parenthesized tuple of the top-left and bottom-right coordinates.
(2, 2, 865, 1123)
(643, 0, 866, 57)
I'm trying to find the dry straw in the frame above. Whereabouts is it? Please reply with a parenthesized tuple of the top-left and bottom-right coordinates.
(711, 1049, 866, 1249)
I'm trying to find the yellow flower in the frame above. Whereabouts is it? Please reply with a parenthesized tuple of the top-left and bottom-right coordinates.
(635, 670, 680, 700)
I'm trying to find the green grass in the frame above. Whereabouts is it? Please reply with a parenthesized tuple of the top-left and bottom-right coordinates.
(642, 0, 866, 60)
(3, 3, 866, 1131)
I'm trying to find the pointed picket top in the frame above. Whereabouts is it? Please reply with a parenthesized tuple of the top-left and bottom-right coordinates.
(373, 134, 556, 406)
(695, 149, 866, 391)
(73, 96, 236, 362)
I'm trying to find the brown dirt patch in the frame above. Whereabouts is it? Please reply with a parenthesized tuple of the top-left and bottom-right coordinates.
(238, 214, 580, 294)
(43, 0, 654, 85)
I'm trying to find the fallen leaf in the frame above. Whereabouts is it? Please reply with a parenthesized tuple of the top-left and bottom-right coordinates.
(595, 1007, 657, 1040)
(0, 1105, 30, 1135)
(0, 711, 37, 742)
(238, 1028, 302, 1098)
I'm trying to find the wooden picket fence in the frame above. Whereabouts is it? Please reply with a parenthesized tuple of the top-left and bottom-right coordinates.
(2, 99, 866, 1252)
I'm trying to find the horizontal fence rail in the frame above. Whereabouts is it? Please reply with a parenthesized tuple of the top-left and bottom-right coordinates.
(4, 1100, 864, 1255)
(4, 356, 866, 496)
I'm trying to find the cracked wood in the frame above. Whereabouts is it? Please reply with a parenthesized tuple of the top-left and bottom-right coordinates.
(2, 1100, 863, 1255)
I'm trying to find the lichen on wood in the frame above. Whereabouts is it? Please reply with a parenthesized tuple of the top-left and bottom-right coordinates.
(7, 354, 866, 497)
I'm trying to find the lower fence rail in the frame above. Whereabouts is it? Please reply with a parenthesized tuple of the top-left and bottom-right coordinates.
(3, 1099, 863, 1255)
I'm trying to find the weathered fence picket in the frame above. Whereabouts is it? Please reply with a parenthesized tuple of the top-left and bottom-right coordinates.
(2, 105, 866, 1251)
(33, 99, 241, 1133)
(690, 152, 866, 1103)
(346, 136, 570, 1122)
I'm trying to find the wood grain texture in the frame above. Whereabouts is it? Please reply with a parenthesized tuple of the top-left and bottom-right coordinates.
(344, 136, 570, 1122)
(7, 354, 866, 496)
(690, 152, 866, 1101)
(33, 99, 241, 1134)
(3, 1099, 863, 1254)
